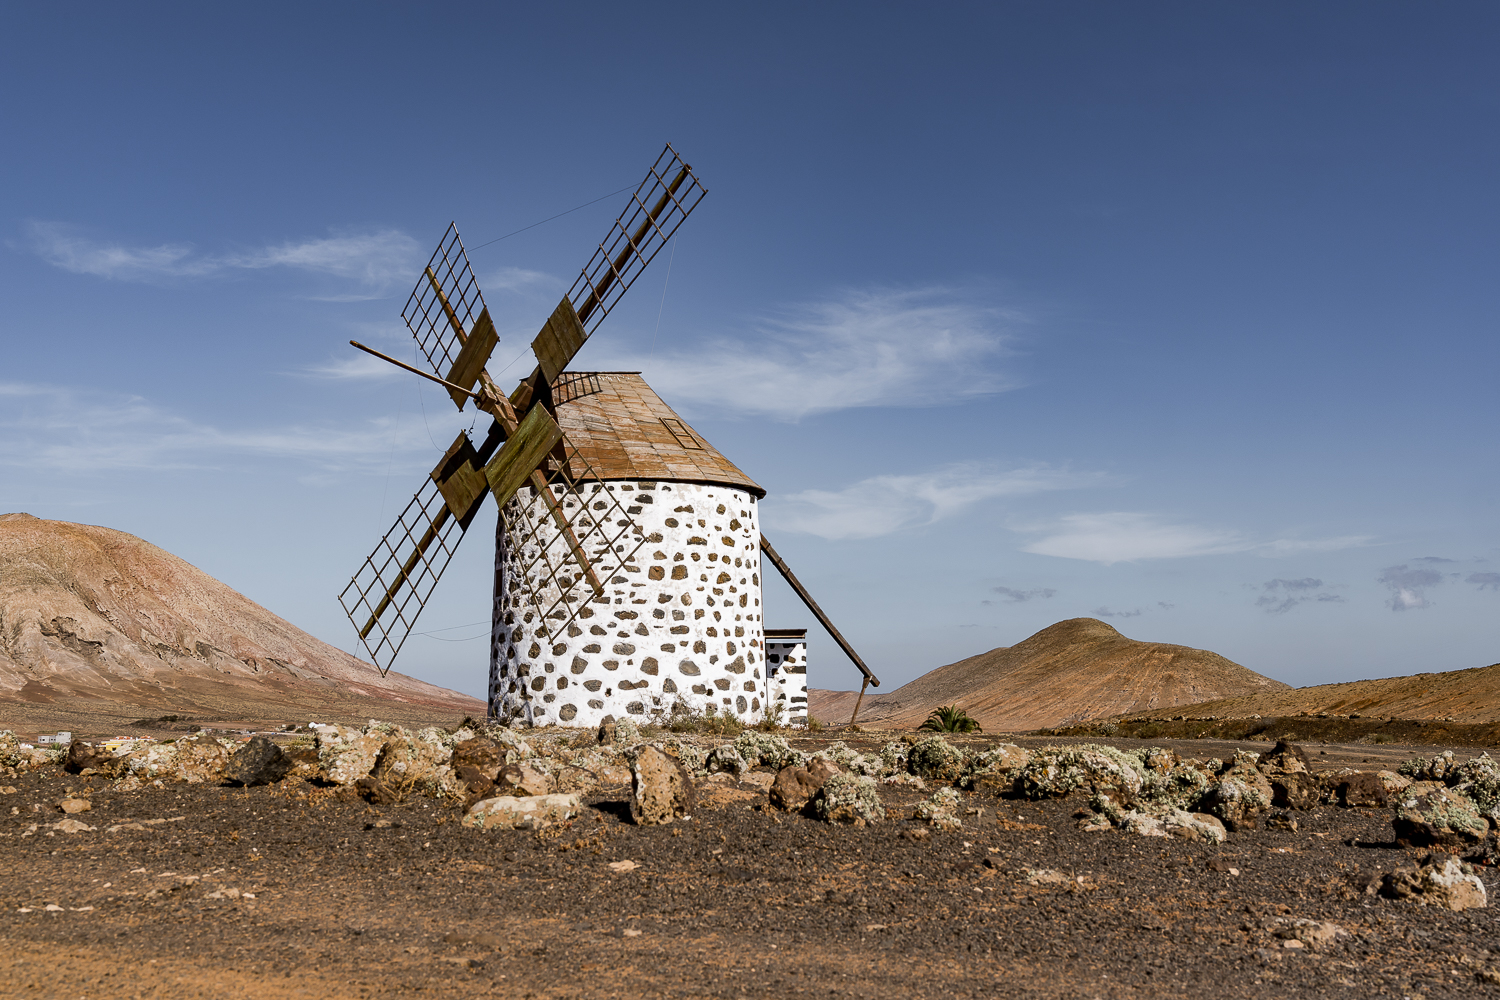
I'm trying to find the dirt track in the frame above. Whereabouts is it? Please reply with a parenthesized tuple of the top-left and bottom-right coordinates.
(4, 735, 1500, 999)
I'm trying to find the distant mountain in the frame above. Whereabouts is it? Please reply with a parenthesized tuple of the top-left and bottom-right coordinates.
(809, 617, 1288, 731)
(1132, 662, 1500, 725)
(0, 513, 482, 731)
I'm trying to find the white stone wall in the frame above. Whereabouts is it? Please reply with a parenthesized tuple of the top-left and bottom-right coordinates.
(763, 637, 808, 725)
(489, 481, 765, 729)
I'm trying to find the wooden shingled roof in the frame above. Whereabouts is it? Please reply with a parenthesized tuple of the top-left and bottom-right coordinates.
(552, 372, 765, 498)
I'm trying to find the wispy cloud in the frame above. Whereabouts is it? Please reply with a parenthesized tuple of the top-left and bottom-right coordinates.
(606, 287, 1020, 421)
(985, 585, 1057, 604)
(1021, 511, 1371, 564)
(26, 222, 420, 290)
(1378, 564, 1444, 612)
(1469, 572, 1500, 592)
(767, 463, 1101, 541)
(1255, 577, 1346, 614)
(1093, 606, 1143, 619)
(0, 381, 461, 475)
(1021, 512, 1248, 563)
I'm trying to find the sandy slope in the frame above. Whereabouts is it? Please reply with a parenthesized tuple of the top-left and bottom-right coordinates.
(0, 513, 482, 727)
(809, 618, 1288, 731)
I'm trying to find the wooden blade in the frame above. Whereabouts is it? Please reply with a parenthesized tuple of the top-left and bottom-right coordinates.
(531, 297, 587, 384)
(431, 433, 489, 528)
(483, 405, 565, 507)
(444, 307, 499, 407)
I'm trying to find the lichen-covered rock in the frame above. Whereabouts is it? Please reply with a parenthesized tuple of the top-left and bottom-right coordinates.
(174, 734, 233, 783)
(705, 745, 748, 777)
(1198, 754, 1273, 830)
(1381, 857, 1488, 911)
(1449, 754, 1500, 824)
(372, 732, 458, 798)
(959, 744, 1031, 790)
(880, 740, 910, 775)
(0, 732, 60, 773)
(630, 745, 695, 825)
(808, 742, 882, 777)
(614, 718, 642, 745)
(906, 736, 967, 784)
(1376, 770, 1412, 796)
(465, 793, 582, 831)
(734, 731, 803, 770)
(1136, 761, 1210, 812)
(1017, 744, 1145, 802)
(913, 787, 963, 830)
(1399, 750, 1457, 782)
(314, 725, 386, 785)
(224, 736, 292, 787)
(769, 766, 822, 811)
(1394, 787, 1489, 847)
(813, 772, 885, 826)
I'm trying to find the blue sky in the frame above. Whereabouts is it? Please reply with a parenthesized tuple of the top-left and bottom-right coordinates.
(2, 3, 1496, 700)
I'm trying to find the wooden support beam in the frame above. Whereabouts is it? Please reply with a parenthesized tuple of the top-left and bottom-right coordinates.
(758, 533, 879, 688)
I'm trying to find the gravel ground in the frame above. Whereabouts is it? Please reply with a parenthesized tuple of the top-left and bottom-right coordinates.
(3, 735, 1499, 999)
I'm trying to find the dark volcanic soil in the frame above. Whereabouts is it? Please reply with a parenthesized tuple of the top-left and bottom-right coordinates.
(4, 736, 1500, 999)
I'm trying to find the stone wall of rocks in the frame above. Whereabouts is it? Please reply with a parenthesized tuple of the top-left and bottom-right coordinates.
(489, 481, 765, 729)
(764, 635, 808, 725)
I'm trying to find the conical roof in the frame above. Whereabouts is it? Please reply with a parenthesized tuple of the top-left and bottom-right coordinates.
(551, 372, 765, 498)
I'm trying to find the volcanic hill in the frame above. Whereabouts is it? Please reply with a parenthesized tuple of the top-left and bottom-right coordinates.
(0, 513, 482, 733)
(808, 617, 1288, 732)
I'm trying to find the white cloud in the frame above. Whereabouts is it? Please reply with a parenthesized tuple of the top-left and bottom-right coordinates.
(485, 266, 555, 292)
(1021, 512, 1373, 564)
(26, 222, 419, 289)
(1022, 512, 1250, 563)
(604, 287, 1019, 421)
(0, 381, 462, 475)
(767, 463, 1099, 540)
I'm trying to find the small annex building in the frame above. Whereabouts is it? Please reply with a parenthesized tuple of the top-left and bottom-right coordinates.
(489, 372, 807, 729)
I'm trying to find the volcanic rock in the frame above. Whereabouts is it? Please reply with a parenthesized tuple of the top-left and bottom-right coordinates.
(1393, 787, 1489, 847)
(1271, 773, 1320, 810)
(1336, 772, 1388, 808)
(630, 746, 694, 825)
(769, 766, 822, 811)
(224, 736, 292, 787)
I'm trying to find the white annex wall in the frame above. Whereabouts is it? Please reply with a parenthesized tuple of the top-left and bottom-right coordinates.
(763, 634, 809, 724)
(489, 481, 767, 728)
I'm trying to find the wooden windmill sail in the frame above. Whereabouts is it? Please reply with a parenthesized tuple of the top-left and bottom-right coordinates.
(338, 144, 879, 725)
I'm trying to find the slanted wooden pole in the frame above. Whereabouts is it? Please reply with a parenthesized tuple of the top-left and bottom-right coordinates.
(849, 677, 871, 728)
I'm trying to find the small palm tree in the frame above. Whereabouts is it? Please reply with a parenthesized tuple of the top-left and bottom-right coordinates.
(919, 705, 983, 733)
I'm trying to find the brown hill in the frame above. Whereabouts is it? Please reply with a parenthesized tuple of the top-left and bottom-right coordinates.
(808, 618, 1288, 732)
(0, 513, 482, 733)
(1133, 662, 1500, 726)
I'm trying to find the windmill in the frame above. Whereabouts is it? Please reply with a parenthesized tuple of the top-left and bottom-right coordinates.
(339, 145, 879, 728)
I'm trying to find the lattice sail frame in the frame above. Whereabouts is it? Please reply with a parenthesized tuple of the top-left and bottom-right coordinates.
(402, 224, 488, 378)
(339, 479, 468, 674)
(496, 436, 651, 663)
(567, 144, 706, 332)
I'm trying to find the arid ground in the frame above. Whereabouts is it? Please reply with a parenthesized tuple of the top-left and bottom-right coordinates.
(4, 731, 1499, 1000)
